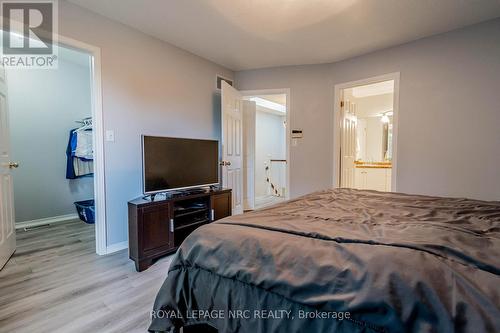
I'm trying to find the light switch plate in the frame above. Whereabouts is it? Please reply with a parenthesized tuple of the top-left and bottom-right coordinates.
(105, 130, 115, 142)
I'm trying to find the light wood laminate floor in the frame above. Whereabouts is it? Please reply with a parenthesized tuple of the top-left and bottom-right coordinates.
(0, 220, 173, 333)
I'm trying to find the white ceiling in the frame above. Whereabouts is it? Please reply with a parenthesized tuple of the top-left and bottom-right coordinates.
(352, 81, 394, 98)
(258, 94, 286, 106)
(67, 0, 500, 71)
(245, 94, 287, 116)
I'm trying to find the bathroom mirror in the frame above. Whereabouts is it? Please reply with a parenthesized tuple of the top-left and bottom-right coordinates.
(356, 113, 393, 162)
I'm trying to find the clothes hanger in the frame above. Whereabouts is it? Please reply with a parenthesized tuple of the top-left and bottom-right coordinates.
(75, 118, 93, 132)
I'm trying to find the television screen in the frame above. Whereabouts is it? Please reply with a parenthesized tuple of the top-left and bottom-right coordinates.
(142, 136, 219, 194)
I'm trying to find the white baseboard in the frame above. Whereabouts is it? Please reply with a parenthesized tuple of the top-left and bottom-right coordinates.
(106, 241, 128, 254)
(16, 213, 80, 230)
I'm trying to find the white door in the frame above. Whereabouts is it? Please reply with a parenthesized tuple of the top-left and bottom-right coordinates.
(340, 98, 357, 188)
(0, 65, 16, 270)
(242, 100, 256, 211)
(221, 81, 244, 214)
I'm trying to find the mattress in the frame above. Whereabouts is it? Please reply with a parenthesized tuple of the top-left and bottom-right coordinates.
(149, 189, 500, 333)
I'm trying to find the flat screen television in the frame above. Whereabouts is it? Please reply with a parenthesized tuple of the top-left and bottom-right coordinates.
(142, 135, 219, 194)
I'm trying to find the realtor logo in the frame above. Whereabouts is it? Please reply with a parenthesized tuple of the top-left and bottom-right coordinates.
(1, 0, 58, 68)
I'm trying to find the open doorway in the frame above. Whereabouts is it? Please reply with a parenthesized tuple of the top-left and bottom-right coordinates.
(220, 84, 290, 214)
(334, 73, 399, 192)
(2, 39, 106, 263)
(6, 44, 95, 247)
(243, 93, 288, 210)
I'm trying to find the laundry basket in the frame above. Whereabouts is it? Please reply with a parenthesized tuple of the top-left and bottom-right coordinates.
(74, 199, 95, 224)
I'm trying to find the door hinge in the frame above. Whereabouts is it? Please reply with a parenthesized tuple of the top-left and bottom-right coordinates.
(340, 101, 344, 108)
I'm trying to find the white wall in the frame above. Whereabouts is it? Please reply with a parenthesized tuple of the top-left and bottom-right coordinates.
(6, 49, 93, 223)
(363, 117, 384, 162)
(255, 108, 286, 197)
(236, 18, 500, 200)
(348, 93, 393, 118)
(57, 1, 233, 246)
(356, 118, 367, 161)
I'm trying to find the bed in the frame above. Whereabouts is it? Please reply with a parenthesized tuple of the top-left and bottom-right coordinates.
(149, 189, 500, 333)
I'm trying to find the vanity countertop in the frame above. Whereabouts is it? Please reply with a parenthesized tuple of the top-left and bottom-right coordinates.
(355, 161, 392, 169)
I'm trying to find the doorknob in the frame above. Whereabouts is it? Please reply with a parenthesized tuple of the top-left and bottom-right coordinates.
(8, 162, 19, 169)
(219, 160, 232, 166)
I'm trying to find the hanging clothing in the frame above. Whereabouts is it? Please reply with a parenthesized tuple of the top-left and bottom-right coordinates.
(73, 157, 93, 177)
(74, 130, 93, 160)
(66, 129, 94, 179)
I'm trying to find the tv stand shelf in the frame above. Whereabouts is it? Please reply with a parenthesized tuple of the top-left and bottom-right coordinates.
(128, 188, 231, 272)
(174, 207, 208, 218)
(175, 218, 210, 231)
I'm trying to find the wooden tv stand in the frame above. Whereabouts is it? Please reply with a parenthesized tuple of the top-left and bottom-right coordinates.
(128, 188, 231, 272)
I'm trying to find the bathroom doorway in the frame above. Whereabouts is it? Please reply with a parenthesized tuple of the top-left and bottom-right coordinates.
(334, 73, 400, 192)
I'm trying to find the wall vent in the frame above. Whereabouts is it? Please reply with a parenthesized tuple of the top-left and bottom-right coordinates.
(216, 75, 233, 90)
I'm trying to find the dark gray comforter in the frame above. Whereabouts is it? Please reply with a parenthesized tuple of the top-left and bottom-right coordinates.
(149, 189, 500, 333)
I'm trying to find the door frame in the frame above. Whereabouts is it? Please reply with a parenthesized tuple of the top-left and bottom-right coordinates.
(239, 88, 291, 200)
(333, 72, 400, 192)
(57, 35, 107, 255)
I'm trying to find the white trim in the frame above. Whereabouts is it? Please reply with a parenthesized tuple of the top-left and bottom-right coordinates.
(57, 35, 107, 255)
(16, 214, 79, 230)
(240, 88, 291, 200)
(333, 72, 400, 191)
(106, 241, 128, 254)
